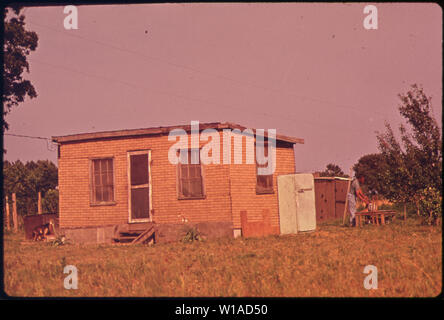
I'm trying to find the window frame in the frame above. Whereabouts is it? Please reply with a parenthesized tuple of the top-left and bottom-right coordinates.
(255, 141, 274, 194)
(89, 157, 116, 206)
(176, 149, 206, 200)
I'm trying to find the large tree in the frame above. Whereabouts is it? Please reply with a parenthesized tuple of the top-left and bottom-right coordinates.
(376, 124, 416, 219)
(353, 153, 388, 196)
(3, 6, 38, 132)
(397, 85, 442, 192)
(376, 84, 442, 221)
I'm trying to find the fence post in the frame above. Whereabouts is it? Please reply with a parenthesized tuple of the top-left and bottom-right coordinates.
(38, 191, 42, 214)
(12, 193, 18, 232)
(5, 196, 10, 231)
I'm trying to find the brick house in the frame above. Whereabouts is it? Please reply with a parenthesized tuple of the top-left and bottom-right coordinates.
(52, 122, 304, 243)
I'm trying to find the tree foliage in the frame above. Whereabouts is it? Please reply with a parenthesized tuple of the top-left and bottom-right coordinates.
(418, 187, 441, 225)
(375, 84, 442, 222)
(319, 163, 349, 178)
(42, 189, 59, 214)
(3, 160, 58, 215)
(375, 124, 415, 203)
(353, 153, 388, 196)
(3, 6, 39, 132)
(397, 85, 442, 192)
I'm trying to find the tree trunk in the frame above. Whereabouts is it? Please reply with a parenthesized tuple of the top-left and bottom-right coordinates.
(403, 203, 407, 221)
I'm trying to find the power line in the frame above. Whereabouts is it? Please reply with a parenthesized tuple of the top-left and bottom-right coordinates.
(27, 20, 393, 120)
(29, 57, 324, 132)
(5, 133, 51, 140)
(29, 51, 385, 141)
(5, 133, 57, 151)
(22, 20, 397, 142)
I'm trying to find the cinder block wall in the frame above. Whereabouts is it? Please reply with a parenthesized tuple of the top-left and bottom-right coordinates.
(58, 130, 296, 231)
(227, 133, 296, 230)
(58, 133, 232, 229)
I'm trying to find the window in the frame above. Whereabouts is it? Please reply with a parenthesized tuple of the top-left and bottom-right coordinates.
(178, 149, 205, 199)
(91, 158, 114, 204)
(256, 142, 273, 194)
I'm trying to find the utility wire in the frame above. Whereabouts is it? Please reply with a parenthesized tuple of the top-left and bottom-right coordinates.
(29, 57, 324, 131)
(4, 133, 57, 151)
(5, 133, 51, 140)
(27, 20, 393, 120)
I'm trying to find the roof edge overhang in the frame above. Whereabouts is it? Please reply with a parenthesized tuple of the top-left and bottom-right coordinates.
(52, 122, 304, 145)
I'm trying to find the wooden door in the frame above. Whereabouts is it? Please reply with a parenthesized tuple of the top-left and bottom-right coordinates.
(128, 150, 152, 223)
(334, 180, 348, 219)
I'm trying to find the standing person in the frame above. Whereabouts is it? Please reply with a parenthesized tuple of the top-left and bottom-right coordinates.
(348, 174, 370, 226)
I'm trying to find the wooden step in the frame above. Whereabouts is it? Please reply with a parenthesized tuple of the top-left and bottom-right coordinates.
(131, 226, 155, 244)
(114, 222, 154, 233)
(113, 235, 137, 243)
(112, 223, 157, 244)
(128, 222, 155, 232)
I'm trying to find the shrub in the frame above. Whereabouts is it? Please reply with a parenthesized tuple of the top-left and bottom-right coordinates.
(182, 226, 203, 243)
(52, 235, 71, 246)
(418, 187, 442, 225)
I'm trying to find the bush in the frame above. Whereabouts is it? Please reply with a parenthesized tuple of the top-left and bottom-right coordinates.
(52, 235, 71, 246)
(419, 187, 442, 225)
(390, 202, 417, 218)
(182, 226, 203, 243)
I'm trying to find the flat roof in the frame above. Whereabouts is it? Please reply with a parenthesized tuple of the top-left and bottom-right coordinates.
(314, 176, 351, 181)
(52, 122, 304, 145)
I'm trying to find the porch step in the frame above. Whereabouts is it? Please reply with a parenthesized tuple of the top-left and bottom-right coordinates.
(114, 235, 137, 243)
(131, 225, 155, 244)
(112, 223, 156, 244)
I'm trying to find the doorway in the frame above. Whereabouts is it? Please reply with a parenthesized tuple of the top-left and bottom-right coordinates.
(128, 150, 152, 223)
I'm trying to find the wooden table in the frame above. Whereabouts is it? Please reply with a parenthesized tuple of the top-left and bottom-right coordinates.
(355, 210, 397, 227)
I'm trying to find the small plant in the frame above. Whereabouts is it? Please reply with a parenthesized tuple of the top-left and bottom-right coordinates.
(52, 235, 71, 246)
(182, 227, 203, 243)
(60, 256, 67, 266)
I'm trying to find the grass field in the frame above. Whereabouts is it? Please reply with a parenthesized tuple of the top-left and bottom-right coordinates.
(3, 217, 442, 297)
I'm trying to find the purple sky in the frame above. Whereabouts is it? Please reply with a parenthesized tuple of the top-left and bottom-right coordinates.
(3, 3, 442, 173)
